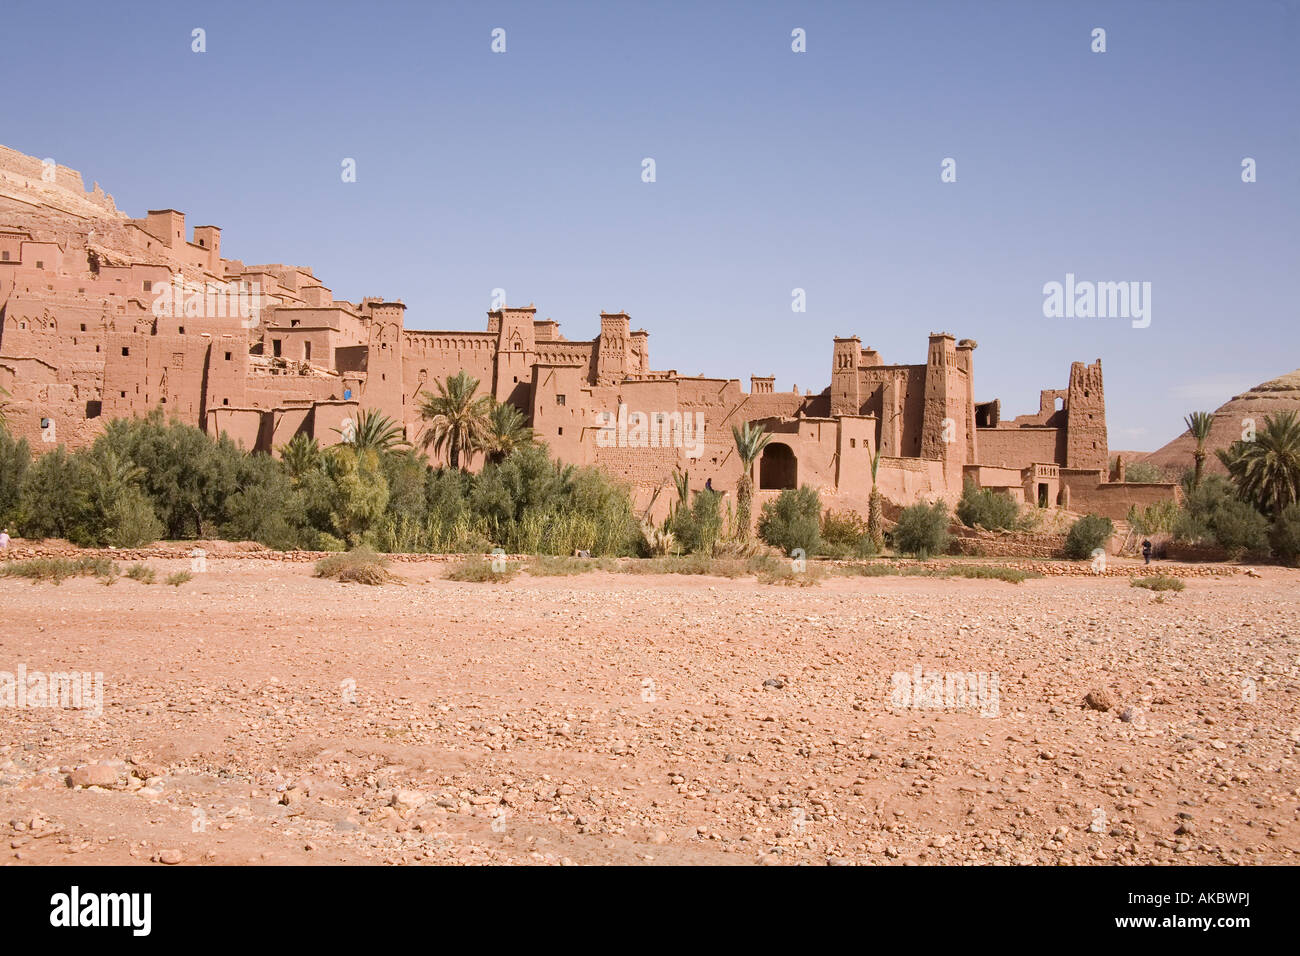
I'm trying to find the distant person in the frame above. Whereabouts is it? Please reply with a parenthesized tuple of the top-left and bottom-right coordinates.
(0, 528, 9, 550)
(705, 478, 714, 492)
(1141, 539, 1152, 565)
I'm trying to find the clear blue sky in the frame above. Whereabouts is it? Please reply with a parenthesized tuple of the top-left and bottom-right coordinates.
(4, 0, 1297, 450)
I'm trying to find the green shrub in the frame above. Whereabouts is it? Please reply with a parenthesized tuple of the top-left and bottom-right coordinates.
(832, 562, 901, 577)
(315, 548, 393, 584)
(467, 446, 639, 556)
(99, 412, 246, 539)
(1270, 503, 1300, 566)
(105, 487, 163, 548)
(821, 509, 864, 546)
(756, 563, 825, 586)
(1127, 499, 1180, 536)
(165, 570, 193, 587)
(326, 446, 391, 548)
(893, 500, 951, 558)
(1122, 461, 1165, 483)
(831, 561, 1039, 582)
(3, 410, 644, 558)
(819, 510, 877, 558)
(956, 479, 1019, 530)
(1204, 498, 1269, 556)
(0, 428, 30, 527)
(125, 563, 157, 584)
(1173, 475, 1238, 545)
(1173, 475, 1270, 556)
(943, 564, 1041, 584)
(525, 555, 617, 575)
(1064, 514, 1114, 559)
(669, 489, 724, 555)
(617, 555, 749, 577)
(222, 455, 304, 550)
(445, 556, 517, 583)
(758, 486, 822, 556)
(0, 556, 116, 584)
(17, 447, 93, 541)
(1131, 575, 1184, 592)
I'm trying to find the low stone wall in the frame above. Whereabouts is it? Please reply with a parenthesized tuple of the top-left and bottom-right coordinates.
(1164, 541, 1230, 563)
(948, 527, 1068, 558)
(0, 540, 1244, 578)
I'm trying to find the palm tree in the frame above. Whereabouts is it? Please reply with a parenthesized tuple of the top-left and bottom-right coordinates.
(1184, 411, 1214, 491)
(670, 468, 690, 524)
(731, 422, 772, 540)
(334, 408, 408, 455)
(1217, 410, 1300, 517)
(278, 432, 321, 480)
(867, 449, 886, 551)
(0, 384, 11, 430)
(89, 445, 145, 493)
(482, 401, 536, 463)
(418, 371, 492, 470)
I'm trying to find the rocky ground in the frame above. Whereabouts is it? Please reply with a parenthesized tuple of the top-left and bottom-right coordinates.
(1, 556, 1296, 865)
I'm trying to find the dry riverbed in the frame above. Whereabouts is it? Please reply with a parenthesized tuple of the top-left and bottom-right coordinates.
(1, 557, 1297, 865)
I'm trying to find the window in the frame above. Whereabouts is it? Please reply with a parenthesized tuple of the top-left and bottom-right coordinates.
(272, 339, 281, 357)
(290, 320, 300, 328)
(304, 342, 312, 361)
(120, 391, 126, 398)
(850, 438, 856, 448)
(1, 251, 8, 261)
(121, 347, 129, 356)
(80, 323, 86, 332)
(558, 427, 563, 436)
(178, 326, 185, 335)
(222, 398, 229, 406)
(35, 260, 43, 269)
(556, 394, 566, 406)
(224, 351, 232, 361)
(143, 280, 152, 292)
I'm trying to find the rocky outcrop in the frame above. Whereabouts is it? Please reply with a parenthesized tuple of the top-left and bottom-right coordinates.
(1142, 369, 1300, 478)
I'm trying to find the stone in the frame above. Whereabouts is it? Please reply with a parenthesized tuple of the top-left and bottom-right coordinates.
(391, 790, 427, 812)
(66, 764, 120, 789)
(1083, 690, 1115, 712)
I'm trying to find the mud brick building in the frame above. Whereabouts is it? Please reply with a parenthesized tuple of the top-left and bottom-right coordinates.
(0, 145, 1174, 521)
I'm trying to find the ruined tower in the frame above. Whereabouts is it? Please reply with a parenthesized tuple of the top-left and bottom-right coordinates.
(492, 304, 537, 406)
(919, 332, 971, 482)
(594, 311, 631, 386)
(1064, 359, 1107, 472)
(362, 301, 407, 431)
(831, 336, 862, 416)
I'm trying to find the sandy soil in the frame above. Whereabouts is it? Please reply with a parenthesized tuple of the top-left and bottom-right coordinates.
(1, 558, 1297, 865)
